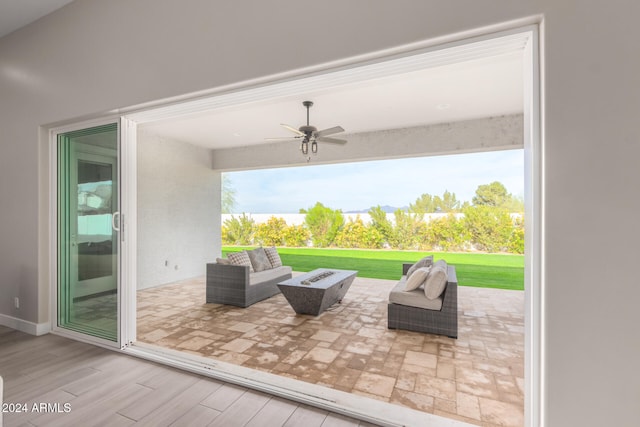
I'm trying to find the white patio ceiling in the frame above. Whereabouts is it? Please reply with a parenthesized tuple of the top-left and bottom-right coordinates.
(139, 49, 524, 151)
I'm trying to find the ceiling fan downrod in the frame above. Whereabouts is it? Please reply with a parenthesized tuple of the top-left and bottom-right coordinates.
(302, 100, 313, 126)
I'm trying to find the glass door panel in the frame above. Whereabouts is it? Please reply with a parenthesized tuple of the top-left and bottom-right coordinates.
(57, 123, 119, 342)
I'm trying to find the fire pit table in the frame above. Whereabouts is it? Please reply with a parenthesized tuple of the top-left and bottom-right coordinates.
(277, 268, 357, 316)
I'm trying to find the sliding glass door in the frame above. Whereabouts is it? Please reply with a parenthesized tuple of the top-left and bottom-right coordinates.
(57, 123, 120, 342)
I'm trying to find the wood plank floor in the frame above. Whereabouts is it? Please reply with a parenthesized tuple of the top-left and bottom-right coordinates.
(0, 326, 379, 427)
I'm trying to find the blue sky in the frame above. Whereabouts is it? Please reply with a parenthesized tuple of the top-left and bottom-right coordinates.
(225, 149, 524, 214)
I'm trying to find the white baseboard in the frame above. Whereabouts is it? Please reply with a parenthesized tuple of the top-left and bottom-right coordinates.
(0, 314, 50, 336)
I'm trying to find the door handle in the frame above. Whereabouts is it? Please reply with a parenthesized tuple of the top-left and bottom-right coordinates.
(112, 211, 120, 232)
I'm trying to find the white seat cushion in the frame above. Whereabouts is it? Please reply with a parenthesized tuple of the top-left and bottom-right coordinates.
(389, 277, 443, 310)
(249, 266, 292, 285)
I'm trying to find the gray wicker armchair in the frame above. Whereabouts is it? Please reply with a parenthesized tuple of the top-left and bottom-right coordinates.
(387, 263, 458, 338)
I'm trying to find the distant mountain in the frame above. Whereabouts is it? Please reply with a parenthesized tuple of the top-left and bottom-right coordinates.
(345, 205, 408, 214)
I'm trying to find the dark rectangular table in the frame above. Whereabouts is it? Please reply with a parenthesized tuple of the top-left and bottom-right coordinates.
(277, 268, 357, 316)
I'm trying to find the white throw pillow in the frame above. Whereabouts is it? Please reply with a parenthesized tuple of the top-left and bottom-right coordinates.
(424, 265, 448, 300)
(406, 255, 434, 278)
(433, 259, 448, 270)
(404, 267, 430, 291)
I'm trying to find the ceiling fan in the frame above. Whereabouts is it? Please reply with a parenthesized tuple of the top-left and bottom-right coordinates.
(266, 101, 347, 155)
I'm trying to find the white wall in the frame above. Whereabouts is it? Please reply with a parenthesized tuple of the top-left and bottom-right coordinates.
(0, 1, 638, 426)
(137, 130, 218, 289)
(221, 213, 471, 226)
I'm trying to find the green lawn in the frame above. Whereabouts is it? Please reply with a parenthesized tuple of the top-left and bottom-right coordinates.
(222, 246, 524, 291)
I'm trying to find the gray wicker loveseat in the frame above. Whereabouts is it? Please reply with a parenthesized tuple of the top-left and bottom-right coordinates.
(387, 258, 458, 338)
(206, 247, 292, 308)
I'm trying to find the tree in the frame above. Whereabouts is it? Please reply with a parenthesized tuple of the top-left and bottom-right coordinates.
(410, 191, 461, 213)
(303, 202, 344, 247)
(473, 181, 525, 212)
(505, 194, 525, 213)
(409, 193, 437, 213)
(221, 174, 236, 214)
(439, 190, 461, 212)
(472, 181, 510, 207)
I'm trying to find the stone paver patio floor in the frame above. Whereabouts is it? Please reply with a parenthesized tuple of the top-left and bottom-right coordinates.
(137, 275, 524, 427)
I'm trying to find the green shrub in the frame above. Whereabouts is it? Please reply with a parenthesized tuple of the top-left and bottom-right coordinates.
(303, 202, 344, 247)
(222, 194, 525, 254)
(369, 206, 393, 246)
(423, 214, 468, 251)
(335, 216, 384, 249)
(222, 214, 255, 245)
(462, 205, 513, 252)
(283, 224, 311, 247)
(389, 209, 425, 250)
(509, 216, 525, 254)
(254, 216, 288, 246)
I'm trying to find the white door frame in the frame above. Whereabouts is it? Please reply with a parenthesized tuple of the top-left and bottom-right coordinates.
(49, 116, 134, 350)
(50, 19, 543, 427)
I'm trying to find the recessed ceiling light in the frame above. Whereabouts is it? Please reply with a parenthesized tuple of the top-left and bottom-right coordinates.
(436, 103, 451, 110)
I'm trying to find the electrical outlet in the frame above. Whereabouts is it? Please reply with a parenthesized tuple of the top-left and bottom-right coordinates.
(14, 297, 19, 309)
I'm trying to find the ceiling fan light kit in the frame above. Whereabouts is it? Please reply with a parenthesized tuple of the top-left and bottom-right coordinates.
(267, 100, 347, 158)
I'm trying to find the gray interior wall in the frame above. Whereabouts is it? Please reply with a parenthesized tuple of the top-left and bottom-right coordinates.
(0, 1, 637, 426)
(137, 130, 218, 290)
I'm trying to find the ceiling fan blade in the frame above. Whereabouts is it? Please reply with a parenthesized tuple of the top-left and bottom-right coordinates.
(315, 126, 345, 138)
(265, 136, 301, 141)
(317, 136, 347, 145)
(281, 124, 305, 136)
